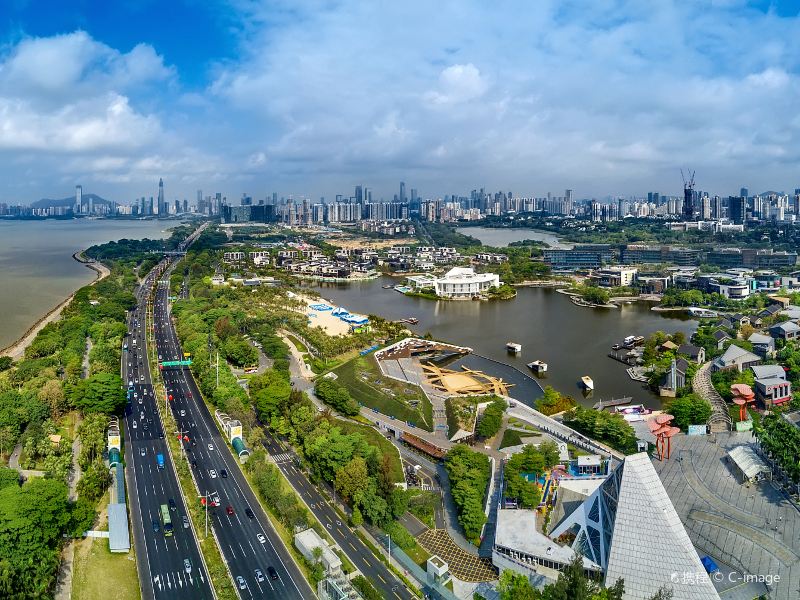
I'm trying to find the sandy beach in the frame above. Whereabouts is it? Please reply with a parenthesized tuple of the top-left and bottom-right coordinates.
(0, 252, 110, 361)
(295, 293, 367, 336)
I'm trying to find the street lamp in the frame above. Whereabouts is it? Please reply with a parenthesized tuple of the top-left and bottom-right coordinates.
(197, 490, 217, 538)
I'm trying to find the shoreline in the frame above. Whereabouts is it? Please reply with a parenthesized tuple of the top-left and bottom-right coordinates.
(0, 251, 110, 360)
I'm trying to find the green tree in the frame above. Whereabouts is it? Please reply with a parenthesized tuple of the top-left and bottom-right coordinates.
(70, 372, 126, 414)
(477, 397, 506, 439)
(335, 456, 370, 504)
(0, 467, 19, 490)
(38, 380, 66, 421)
(667, 394, 712, 431)
(498, 569, 540, 600)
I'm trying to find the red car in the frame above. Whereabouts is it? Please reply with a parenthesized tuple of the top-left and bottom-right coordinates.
(226, 505, 235, 516)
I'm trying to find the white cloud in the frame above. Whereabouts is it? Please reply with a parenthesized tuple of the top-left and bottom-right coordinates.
(425, 63, 488, 105)
(5, 2, 800, 202)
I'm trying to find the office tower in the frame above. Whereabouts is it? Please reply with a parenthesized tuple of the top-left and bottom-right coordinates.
(241, 194, 252, 206)
(88, 196, 94, 215)
(196, 190, 202, 207)
(215, 193, 222, 215)
(355, 185, 363, 204)
(183, 199, 188, 213)
(75, 185, 83, 213)
(740, 187, 749, 198)
(148, 196, 154, 215)
(728, 196, 746, 225)
(793, 195, 800, 216)
(400, 181, 406, 203)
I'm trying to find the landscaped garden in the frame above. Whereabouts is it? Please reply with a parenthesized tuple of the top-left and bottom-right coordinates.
(332, 355, 433, 430)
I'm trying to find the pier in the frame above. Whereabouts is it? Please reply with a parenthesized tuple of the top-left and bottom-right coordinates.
(592, 396, 633, 410)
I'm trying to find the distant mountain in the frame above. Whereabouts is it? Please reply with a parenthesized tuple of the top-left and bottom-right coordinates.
(30, 193, 115, 209)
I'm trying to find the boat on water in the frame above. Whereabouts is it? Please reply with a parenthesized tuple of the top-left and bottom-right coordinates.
(527, 360, 548, 373)
(581, 375, 594, 390)
(613, 403, 651, 422)
(506, 342, 522, 354)
(622, 335, 645, 349)
(611, 343, 621, 351)
(382, 284, 394, 289)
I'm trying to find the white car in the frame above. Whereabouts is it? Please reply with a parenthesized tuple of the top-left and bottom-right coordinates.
(138, 398, 143, 405)
(257, 533, 266, 544)
(209, 470, 217, 479)
(132, 421, 137, 429)
(140, 447, 145, 456)
(180, 410, 186, 417)
(207, 443, 214, 451)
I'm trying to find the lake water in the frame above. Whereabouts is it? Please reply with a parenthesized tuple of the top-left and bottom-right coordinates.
(303, 277, 696, 409)
(0, 219, 172, 349)
(456, 226, 572, 248)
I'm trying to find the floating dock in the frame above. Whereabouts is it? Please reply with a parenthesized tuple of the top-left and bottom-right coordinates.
(592, 396, 633, 410)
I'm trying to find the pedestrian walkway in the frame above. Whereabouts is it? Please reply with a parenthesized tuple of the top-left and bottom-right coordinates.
(692, 362, 732, 433)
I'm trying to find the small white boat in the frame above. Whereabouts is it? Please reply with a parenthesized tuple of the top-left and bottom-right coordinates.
(581, 376, 594, 390)
(527, 360, 548, 373)
(506, 342, 522, 353)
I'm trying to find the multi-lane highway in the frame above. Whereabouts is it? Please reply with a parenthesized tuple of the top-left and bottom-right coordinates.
(262, 432, 416, 600)
(122, 263, 213, 600)
(151, 262, 313, 599)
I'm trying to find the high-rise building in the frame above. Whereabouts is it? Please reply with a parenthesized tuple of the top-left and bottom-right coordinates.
(355, 185, 363, 204)
(740, 187, 749, 198)
(728, 196, 746, 225)
(400, 181, 406, 203)
(700, 196, 711, 220)
(157, 178, 164, 215)
(75, 185, 83, 213)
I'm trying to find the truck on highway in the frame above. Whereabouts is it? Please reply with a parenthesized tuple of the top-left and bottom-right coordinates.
(156, 453, 165, 469)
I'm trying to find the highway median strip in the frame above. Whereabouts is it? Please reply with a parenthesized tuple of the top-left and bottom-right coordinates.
(146, 280, 236, 600)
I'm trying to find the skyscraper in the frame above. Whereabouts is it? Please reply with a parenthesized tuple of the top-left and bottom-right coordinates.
(158, 177, 169, 214)
(740, 187, 749, 198)
(75, 185, 82, 214)
(400, 181, 406, 203)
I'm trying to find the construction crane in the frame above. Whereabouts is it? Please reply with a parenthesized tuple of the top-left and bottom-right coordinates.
(680, 168, 695, 192)
(681, 169, 696, 219)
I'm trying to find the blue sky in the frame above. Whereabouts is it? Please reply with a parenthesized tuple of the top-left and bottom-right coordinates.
(1, 0, 800, 204)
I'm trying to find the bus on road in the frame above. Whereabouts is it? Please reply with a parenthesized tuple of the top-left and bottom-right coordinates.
(159, 504, 173, 536)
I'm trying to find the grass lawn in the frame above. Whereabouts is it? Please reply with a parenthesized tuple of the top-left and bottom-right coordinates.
(336, 420, 405, 483)
(333, 355, 433, 431)
(499, 427, 540, 449)
(403, 539, 431, 567)
(286, 334, 307, 352)
(568, 443, 590, 458)
(407, 489, 437, 528)
(72, 494, 140, 600)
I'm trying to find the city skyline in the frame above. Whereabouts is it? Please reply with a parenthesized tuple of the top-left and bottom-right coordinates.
(2, 1, 800, 202)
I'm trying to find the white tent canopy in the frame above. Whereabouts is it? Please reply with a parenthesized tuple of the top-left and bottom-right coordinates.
(727, 445, 770, 482)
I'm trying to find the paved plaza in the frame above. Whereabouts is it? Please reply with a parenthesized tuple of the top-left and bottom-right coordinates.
(653, 432, 800, 600)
